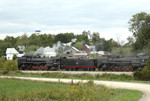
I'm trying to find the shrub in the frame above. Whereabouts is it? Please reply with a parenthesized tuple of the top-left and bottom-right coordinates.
(133, 71, 143, 80)
(133, 60, 150, 81)
(3, 60, 18, 71)
(0, 58, 5, 69)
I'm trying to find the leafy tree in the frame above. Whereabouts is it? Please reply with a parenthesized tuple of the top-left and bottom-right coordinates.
(39, 34, 54, 47)
(0, 40, 12, 56)
(91, 32, 101, 44)
(4, 36, 17, 47)
(107, 38, 119, 48)
(47, 34, 54, 47)
(28, 33, 40, 46)
(128, 12, 150, 50)
(2, 36, 16, 49)
(125, 36, 135, 47)
(0, 49, 2, 57)
(73, 42, 84, 50)
(76, 34, 89, 44)
(95, 43, 103, 51)
(95, 38, 116, 52)
(16, 34, 29, 47)
(25, 45, 40, 53)
(55, 33, 75, 43)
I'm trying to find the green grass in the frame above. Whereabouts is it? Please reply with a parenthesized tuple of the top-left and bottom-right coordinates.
(0, 78, 142, 101)
(1, 70, 150, 83)
(111, 89, 142, 101)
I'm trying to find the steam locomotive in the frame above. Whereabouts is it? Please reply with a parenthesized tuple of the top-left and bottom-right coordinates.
(17, 55, 150, 71)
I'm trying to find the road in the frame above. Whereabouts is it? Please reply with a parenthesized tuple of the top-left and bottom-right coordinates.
(0, 76, 150, 101)
(21, 70, 133, 75)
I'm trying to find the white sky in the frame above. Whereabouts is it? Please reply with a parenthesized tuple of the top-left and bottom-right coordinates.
(0, 0, 150, 42)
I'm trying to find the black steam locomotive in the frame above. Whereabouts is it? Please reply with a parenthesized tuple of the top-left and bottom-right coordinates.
(17, 55, 150, 71)
(18, 56, 59, 71)
(97, 55, 149, 71)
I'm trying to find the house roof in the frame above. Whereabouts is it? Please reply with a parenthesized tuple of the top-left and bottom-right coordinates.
(72, 47, 79, 52)
(6, 48, 19, 54)
(36, 46, 56, 53)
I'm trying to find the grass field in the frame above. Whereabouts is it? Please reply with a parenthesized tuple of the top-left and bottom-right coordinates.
(0, 78, 142, 101)
(1, 70, 150, 83)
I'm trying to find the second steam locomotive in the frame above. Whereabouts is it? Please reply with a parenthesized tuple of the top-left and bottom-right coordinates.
(18, 55, 150, 72)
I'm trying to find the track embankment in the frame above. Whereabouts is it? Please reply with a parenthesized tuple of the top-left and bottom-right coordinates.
(0, 76, 150, 101)
(21, 71, 133, 76)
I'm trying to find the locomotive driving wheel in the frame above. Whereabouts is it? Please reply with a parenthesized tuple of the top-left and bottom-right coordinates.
(127, 67, 133, 72)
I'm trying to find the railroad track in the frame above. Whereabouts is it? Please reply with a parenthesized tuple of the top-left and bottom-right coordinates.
(21, 71, 133, 76)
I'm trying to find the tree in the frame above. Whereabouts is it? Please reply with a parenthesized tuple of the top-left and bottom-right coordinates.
(0, 40, 12, 56)
(4, 36, 17, 47)
(107, 38, 119, 48)
(25, 45, 40, 53)
(39, 34, 54, 47)
(73, 42, 84, 50)
(28, 33, 40, 46)
(128, 12, 150, 50)
(55, 33, 75, 43)
(16, 34, 29, 47)
(95, 38, 110, 52)
(125, 36, 135, 47)
(91, 32, 101, 44)
(76, 34, 89, 44)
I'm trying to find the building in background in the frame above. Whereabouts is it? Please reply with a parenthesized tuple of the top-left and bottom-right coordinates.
(35, 46, 57, 58)
(83, 44, 96, 53)
(6, 48, 19, 60)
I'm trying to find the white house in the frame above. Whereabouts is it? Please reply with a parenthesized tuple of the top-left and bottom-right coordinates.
(6, 48, 19, 60)
(64, 46, 88, 57)
(35, 46, 57, 58)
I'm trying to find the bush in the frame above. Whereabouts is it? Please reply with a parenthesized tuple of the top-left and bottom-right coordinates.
(3, 60, 18, 71)
(133, 71, 143, 80)
(133, 60, 150, 81)
(0, 58, 18, 71)
(0, 58, 6, 69)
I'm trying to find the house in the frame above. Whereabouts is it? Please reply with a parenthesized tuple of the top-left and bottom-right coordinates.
(83, 44, 96, 53)
(64, 46, 80, 56)
(35, 46, 57, 57)
(64, 46, 87, 57)
(6, 48, 19, 60)
(97, 51, 110, 55)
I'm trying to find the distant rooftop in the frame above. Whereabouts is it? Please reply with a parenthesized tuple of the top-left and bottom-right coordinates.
(6, 48, 19, 54)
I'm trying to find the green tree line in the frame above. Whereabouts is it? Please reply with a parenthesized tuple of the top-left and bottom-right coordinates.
(0, 31, 120, 57)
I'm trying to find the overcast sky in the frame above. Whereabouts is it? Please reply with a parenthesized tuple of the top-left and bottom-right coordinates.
(0, 0, 150, 41)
